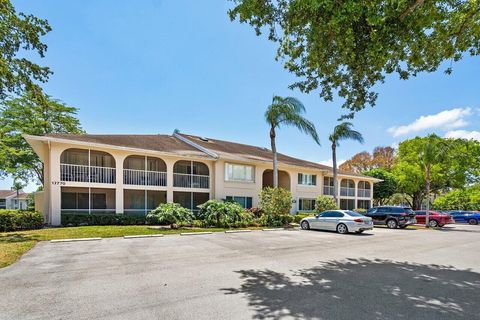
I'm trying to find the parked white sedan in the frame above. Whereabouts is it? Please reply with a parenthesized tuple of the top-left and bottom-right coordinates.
(300, 210, 373, 234)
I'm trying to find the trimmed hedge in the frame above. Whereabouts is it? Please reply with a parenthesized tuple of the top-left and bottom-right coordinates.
(146, 203, 194, 227)
(61, 213, 146, 226)
(0, 210, 44, 232)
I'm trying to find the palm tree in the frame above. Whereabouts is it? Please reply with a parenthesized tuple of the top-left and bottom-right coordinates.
(265, 96, 320, 188)
(418, 134, 449, 227)
(329, 122, 364, 204)
(11, 177, 25, 210)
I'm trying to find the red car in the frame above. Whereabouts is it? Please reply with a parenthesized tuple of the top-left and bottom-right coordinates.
(414, 210, 455, 227)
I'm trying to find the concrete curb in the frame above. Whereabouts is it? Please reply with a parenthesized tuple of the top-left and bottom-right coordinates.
(262, 228, 285, 231)
(123, 234, 164, 239)
(51, 237, 102, 243)
(225, 230, 252, 234)
(180, 232, 213, 236)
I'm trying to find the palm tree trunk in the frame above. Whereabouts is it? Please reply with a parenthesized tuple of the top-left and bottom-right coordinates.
(270, 126, 278, 188)
(332, 142, 338, 204)
(425, 165, 431, 227)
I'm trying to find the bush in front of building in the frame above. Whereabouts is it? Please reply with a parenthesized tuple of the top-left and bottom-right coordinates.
(146, 203, 194, 228)
(353, 208, 367, 215)
(61, 213, 146, 226)
(0, 210, 44, 232)
(293, 213, 315, 223)
(314, 195, 338, 213)
(259, 187, 292, 215)
(197, 199, 253, 228)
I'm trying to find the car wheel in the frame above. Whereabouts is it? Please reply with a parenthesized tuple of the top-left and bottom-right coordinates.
(386, 219, 398, 229)
(336, 223, 348, 234)
(468, 218, 478, 225)
(301, 221, 310, 230)
(428, 219, 439, 228)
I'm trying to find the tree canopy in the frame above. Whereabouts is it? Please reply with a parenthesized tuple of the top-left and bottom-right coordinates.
(340, 146, 396, 173)
(393, 135, 480, 209)
(433, 185, 480, 211)
(0, 93, 84, 184)
(229, 0, 480, 115)
(364, 168, 398, 206)
(0, 0, 51, 101)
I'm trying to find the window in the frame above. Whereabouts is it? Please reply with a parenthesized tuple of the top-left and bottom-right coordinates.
(357, 200, 371, 210)
(225, 163, 254, 182)
(298, 198, 316, 211)
(323, 177, 335, 195)
(173, 192, 209, 211)
(226, 196, 253, 208)
(298, 173, 316, 186)
(358, 181, 371, 198)
(0, 199, 5, 209)
(340, 199, 355, 210)
(345, 211, 364, 217)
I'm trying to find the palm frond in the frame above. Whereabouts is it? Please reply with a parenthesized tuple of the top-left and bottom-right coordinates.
(330, 122, 364, 145)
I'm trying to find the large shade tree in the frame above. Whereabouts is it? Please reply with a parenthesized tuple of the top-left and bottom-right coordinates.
(0, 0, 51, 101)
(393, 135, 480, 210)
(329, 122, 364, 203)
(340, 146, 396, 173)
(0, 93, 84, 184)
(229, 1, 480, 116)
(265, 96, 319, 187)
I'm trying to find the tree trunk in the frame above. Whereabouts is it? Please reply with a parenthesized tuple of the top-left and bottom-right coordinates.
(425, 165, 431, 227)
(332, 142, 338, 204)
(270, 126, 278, 188)
(412, 192, 423, 210)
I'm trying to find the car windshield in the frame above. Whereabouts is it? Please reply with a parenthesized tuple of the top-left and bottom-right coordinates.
(404, 208, 414, 214)
(345, 211, 364, 217)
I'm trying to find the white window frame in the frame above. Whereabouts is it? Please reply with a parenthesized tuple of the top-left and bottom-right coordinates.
(298, 198, 316, 212)
(224, 163, 255, 183)
(298, 173, 317, 186)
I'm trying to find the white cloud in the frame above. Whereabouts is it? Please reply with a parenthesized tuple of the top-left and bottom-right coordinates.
(444, 130, 480, 141)
(387, 107, 472, 137)
(319, 158, 346, 167)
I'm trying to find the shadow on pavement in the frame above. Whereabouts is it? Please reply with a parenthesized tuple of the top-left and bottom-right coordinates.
(434, 226, 480, 234)
(222, 258, 480, 320)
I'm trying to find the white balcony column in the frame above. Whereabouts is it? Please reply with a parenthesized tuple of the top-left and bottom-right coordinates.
(370, 181, 374, 208)
(355, 180, 359, 210)
(337, 178, 341, 206)
(115, 154, 126, 214)
(50, 145, 63, 226)
(166, 159, 175, 202)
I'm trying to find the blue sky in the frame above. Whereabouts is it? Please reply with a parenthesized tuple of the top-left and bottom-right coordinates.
(3, 0, 480, 192)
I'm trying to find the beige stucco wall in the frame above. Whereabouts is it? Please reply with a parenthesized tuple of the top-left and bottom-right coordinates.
(38, 140, 376, 225)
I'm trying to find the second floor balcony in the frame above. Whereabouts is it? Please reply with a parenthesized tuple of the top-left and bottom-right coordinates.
(173, 160, 210, 189)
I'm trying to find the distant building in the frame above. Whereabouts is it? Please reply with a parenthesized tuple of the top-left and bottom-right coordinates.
(0, 190, 29, 210)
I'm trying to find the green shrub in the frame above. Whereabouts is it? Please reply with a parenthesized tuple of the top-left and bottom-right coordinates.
(246, 207, 263, 218)
(315, 195, 338, 213)
(259, 187, 292, 215)
(293, 213, 315, 223)
(61, 213, 146, 226)
(197, 200, 252, 228)
(0, 210, 44, 232)
(146, 203, 194, 226)
(260, 213, 294, 227)
(353, 208, 367, 215)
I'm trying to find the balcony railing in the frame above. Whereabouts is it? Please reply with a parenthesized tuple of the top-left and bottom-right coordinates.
(173, 173, 209, 189)
(340, 187, 355, 197)
(323, 186, 335, 196)
(358, 189, 371, 198)
(61, 164, 116, 184)
(123, 169, 167, 186)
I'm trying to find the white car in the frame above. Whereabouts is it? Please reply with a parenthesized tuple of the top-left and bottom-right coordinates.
(300, 210, 373, 234)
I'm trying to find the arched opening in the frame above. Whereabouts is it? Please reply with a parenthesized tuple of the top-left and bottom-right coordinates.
(173, 161, 210, 189)
(262, 169, 291, 190)
(340, 179, 355, 197)
(358, 181, 371, 198)
(60, 148, 116, 183)
(123, 155, 167, 186)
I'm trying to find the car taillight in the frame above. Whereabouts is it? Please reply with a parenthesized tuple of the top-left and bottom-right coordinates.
(354, 218, 363, 223)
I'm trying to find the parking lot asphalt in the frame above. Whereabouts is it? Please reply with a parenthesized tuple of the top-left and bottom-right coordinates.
(1, 225, 480, 320)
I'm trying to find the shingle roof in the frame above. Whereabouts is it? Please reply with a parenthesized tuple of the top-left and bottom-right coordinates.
(0, 190, 28, 199)
(44, 134, 212, 159)
(178, 133, 331, 171)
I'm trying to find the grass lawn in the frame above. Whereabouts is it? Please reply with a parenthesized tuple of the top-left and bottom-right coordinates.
(0, 225, 235, 269)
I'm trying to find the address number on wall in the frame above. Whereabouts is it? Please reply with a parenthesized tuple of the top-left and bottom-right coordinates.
(51, 181, 66, 186)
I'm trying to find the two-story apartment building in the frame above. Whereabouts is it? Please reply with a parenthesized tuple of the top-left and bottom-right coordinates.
(24, 132, 380, 226)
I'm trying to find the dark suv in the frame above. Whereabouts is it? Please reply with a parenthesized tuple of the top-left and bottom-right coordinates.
(366, 206, 417, 229)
